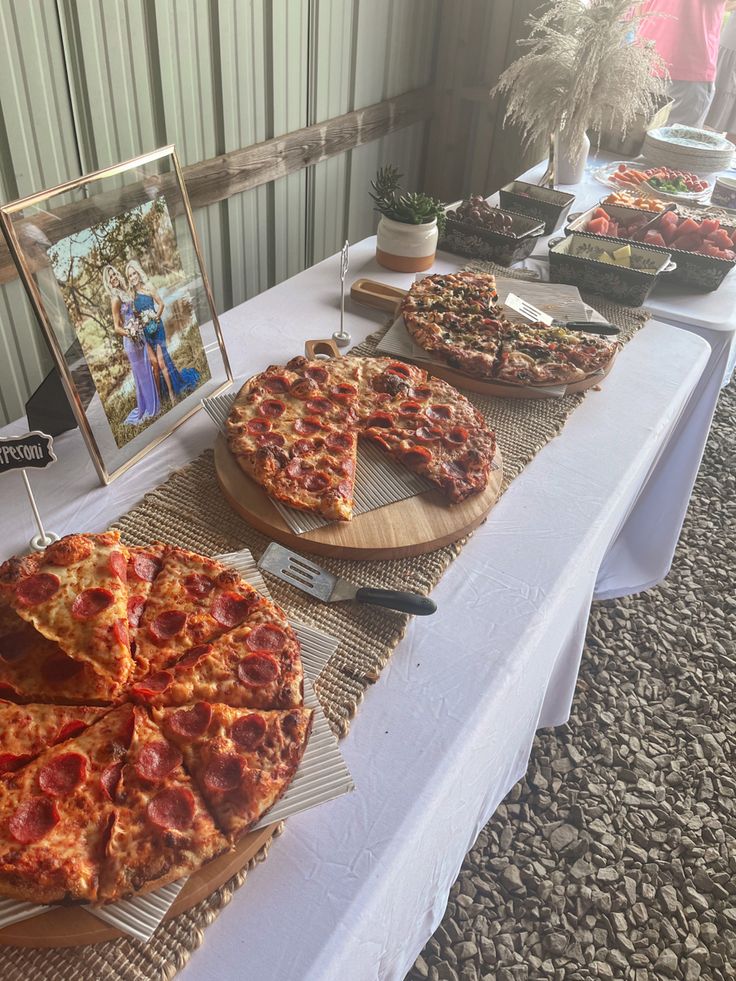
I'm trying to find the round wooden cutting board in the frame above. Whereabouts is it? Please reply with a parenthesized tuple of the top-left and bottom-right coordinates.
(350, 278, 617, 399)
(0, 823, 276, 948)
(215, 434, 504, 561)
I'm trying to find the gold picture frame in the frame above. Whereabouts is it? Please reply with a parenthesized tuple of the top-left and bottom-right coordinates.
(0, 145, 232, 484)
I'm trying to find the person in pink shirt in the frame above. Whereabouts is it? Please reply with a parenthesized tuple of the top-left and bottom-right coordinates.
(638, 0, 727, 127)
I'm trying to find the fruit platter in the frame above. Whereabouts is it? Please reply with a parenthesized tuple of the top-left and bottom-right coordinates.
(566, 203, 736, 291)
(592, 161, 713, 203)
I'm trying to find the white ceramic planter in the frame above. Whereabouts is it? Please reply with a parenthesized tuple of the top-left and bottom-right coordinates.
(376, 216, 438, 272)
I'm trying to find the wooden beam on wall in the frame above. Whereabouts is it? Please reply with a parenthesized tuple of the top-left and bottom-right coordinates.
(0, 85, 435, 286)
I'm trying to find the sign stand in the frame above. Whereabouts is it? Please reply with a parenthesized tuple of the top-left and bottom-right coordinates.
(0, 432, 59, 551)
(332, 240, 351, 348)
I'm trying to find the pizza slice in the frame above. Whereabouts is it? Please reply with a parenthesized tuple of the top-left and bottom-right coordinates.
(125, 543, 168, 655)
(0, 700, 108, 774)
(0, 599, 115, 705)
(97, 706, 226, 902)
(132, 547, 265, 679)
(154, 702, 313, 841)
(131, 613, 304, 711)
(0, 703, 134, 903)
(0, 532, 133, 698)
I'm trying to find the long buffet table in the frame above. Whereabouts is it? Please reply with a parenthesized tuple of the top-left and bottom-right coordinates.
(0, 238, 716, 979)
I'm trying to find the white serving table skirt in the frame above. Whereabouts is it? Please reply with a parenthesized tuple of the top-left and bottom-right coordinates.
(0, 240, 711, 980)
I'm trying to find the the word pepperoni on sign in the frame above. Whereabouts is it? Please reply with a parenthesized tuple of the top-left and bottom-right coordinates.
(0, 432, 56, 475)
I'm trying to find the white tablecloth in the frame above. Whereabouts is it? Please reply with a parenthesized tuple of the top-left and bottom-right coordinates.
(0, 240, 712, 980)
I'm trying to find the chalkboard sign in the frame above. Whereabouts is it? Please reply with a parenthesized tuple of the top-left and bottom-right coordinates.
(0, 432, 56, 475)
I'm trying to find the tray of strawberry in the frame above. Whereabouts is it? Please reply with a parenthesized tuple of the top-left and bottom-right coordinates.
(592, 161, 713, 203)
(566, 203, 736, 292)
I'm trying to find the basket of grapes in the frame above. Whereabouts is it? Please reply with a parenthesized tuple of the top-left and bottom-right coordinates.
(440, 195, 546, 266)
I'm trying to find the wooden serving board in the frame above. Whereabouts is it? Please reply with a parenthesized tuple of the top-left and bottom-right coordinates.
(350, 278, 616, 399)
(0, 824, 276, 948)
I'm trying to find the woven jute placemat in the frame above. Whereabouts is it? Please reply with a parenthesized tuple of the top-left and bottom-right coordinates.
(0, 264, 648, 979)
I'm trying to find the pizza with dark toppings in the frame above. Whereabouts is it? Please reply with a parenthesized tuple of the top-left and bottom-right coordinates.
(400, 271, 617, 386)
(225, 354, 497, 520)
(0, 535, 313, 905)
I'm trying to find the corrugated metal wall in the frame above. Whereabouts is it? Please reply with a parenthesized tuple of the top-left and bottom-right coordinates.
(0, 0, 440, 425)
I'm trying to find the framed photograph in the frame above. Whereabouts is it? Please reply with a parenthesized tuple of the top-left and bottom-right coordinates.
(0, 146, 232, 483)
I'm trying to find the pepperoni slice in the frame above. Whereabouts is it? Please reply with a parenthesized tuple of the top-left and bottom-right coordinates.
(304, 365, 329, 385)
(445, 426, 469, 445)
(71, 587, 114, 620)
(16, 573, 60, 606)
(427, 404, 452, 422)
(294, 417, 322, 436)
(246, 418, 271, 435)
(150, 610, 187, 641)
(398, 401, 422, 416)
(130, 553, 163, 583)
(337, 480, 353, 498)
(147, 787, 195, 831)
(167, 702, 212, 740)
(386, 362, 412, 379)
(340, 458, 355, 477)
(263, 374, 290, 394)
(237, 654, 280, 687)
(305, 397, 332, 414)
(38, 753, 87, 797)
(303, 472, 331, 493)
(325, 432, 352, 453)
(415, 426, 443, 443)
(285, 458, 307, 479)
(330, 383, 357, 402)
(365, 432, 391, 451)
(0, 753, 32, 775)
(292, 438, 314, 457)
(246, 623, 287, 653)
(135, 740, 183, 782)
(289, 377, 319, 400)
(258, 432, 286, 448)
(403, 446, 433, 467)
(231, 714, 267, 751)
(127, 595, 146, 628)
(131, 671, 174, 698)
(211, 592, 253, 628)
(258, 399, 286, 418)
(100, 761, 124, 801)
(184, 573, 215, 598)
(203, 752, 243, 791)
(365, 412, 395, 429)
(8, 796, 59, 843)
(113, 618, 129, 647)
(411, 385, 432, 401)
(174, 644, 212, 670)
(55, 720, 87, 743)
(42, 652, 84, 684)
(108, 551, 127, 582)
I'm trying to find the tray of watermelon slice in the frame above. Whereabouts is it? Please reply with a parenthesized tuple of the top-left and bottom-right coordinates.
(565, 203, 736, 292)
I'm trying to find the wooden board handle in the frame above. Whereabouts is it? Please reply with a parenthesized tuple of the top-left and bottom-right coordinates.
(305, 338, 341, 361)
(350, 278, 408, 314)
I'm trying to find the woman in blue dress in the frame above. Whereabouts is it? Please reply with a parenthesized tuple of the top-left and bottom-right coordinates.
(125, 259, 200, 404)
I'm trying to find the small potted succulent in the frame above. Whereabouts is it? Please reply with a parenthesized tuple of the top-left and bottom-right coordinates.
(370, 166, 446, 272)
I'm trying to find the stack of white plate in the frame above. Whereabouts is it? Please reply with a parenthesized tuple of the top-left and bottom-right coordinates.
(642, 125, 735, 174)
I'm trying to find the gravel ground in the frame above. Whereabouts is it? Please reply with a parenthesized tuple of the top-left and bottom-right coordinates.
(407, 382, 736, 981)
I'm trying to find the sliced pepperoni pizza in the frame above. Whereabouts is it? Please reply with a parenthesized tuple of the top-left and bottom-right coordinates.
(0, 533, 133, 699)
(154, 703, 313, 841)
(132, 547, 262, 679)
(131, 615, 303, 711)
(0, 704, 134, 904)
(0, 700, 107, 775)
(226, 354, 497, 519)
(98, 706, 226, 901)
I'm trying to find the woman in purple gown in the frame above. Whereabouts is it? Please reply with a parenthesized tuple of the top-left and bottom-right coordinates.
(103, 264, 160, 424)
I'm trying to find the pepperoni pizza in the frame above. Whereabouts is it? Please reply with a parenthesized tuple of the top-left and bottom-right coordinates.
(401, 271, 617, 386)
(225, 354, 497, 520)
(0, 534, 313, 905)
